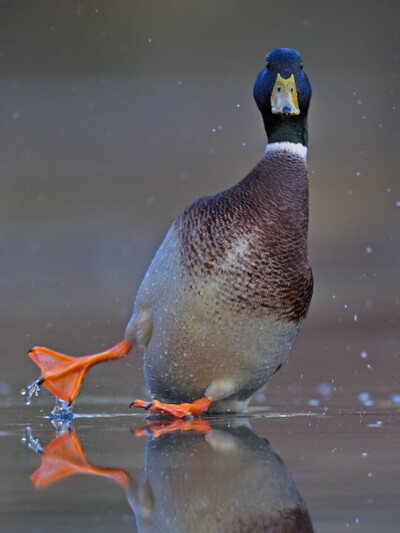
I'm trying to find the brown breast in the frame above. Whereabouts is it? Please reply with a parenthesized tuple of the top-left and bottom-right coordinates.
(176, 150, 313, 323)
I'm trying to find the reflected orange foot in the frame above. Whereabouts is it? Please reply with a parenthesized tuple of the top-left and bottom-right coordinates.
(28, 340, 131, 403)
(131, 397, 212, 419)
(31, 429, 131, 489)
(134, 418, 212, 438)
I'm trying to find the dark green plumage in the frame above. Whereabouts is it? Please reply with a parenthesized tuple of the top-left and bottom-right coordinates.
(253, 48, 312, 146)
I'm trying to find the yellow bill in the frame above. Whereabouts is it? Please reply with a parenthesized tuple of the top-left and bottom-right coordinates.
(270, 73, 300, 116)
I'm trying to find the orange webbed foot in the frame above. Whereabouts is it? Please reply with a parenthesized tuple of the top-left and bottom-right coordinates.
(30, 429, 131, 489)
(131, 397, 212, 419)
(26, 341, 131, 404)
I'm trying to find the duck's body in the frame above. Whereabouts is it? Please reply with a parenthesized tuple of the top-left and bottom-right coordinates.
(28, 48, 314, 417)
(127, 145, 312, 412)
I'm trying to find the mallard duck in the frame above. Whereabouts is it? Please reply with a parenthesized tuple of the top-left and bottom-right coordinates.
(28, 47, 313, 417)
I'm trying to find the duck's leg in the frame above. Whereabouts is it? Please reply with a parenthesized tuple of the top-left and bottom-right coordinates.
(28, 340, 131, 404)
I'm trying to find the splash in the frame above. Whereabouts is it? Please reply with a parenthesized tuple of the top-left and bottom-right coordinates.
(50, 398, 74, 421)
(20, 377, 44, 405)
(21, 426, 44, 454)
(50, 416, 73, 434)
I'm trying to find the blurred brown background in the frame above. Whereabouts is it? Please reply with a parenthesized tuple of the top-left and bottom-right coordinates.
(1, 0, 399, 405)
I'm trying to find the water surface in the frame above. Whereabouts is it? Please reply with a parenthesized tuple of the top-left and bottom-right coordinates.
(2, 387, 399, 532)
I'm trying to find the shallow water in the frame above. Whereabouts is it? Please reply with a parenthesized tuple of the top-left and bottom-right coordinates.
(0, 370, 400, 532)
(2, 395, 400, 533)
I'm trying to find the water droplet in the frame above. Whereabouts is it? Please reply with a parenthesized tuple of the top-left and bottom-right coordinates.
(360, 351, 368, 359)
(317, 383, 332, 398)
(22, 378, 42, 405)
(308, 398, 320, 407)
(358, 392, 371, 402)
(366, 246, 373, 254)
(355, 171, 361, 176)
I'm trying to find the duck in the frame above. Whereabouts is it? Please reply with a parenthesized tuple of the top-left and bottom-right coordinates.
(27, 47, 313, 417)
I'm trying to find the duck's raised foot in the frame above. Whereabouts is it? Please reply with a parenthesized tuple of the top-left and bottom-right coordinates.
(27, 340, 131, 404)
(131, 397, 212, 419)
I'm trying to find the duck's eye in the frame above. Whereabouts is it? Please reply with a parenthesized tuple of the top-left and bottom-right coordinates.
(290, 87, 294, 94)
(300, 63, 303, 70)
(266, 60, 270, 69)
(277, 86, 281, 93)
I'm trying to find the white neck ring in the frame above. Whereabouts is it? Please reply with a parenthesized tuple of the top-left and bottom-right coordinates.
(265, 142, 307, 159)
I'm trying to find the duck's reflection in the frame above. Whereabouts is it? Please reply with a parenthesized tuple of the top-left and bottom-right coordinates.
(26, 419, 314, 532)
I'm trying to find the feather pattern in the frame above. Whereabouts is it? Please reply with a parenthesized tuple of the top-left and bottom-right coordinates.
(176, 148, 313, 322)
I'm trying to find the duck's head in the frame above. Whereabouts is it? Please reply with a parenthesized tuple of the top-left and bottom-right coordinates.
(254, 48, 312, 147)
